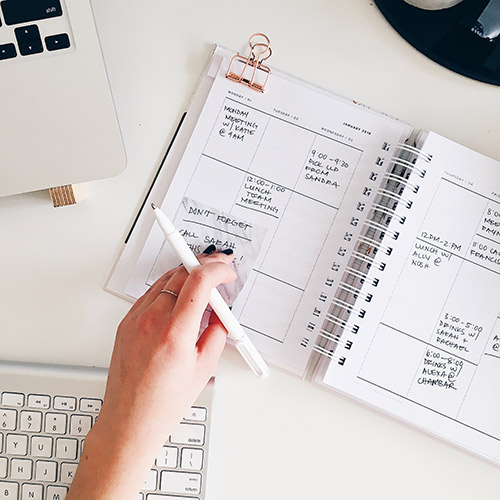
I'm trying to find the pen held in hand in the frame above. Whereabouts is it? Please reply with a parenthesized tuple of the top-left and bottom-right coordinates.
(151, 203, 270, 379)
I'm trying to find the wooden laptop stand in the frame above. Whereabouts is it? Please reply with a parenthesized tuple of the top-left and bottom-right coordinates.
(49, 184, 85, 207)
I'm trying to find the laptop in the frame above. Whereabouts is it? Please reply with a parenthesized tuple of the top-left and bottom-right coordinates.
(0, 0, 126, 197)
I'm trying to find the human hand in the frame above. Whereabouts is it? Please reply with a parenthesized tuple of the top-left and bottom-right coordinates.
(67, 250, 236, 500)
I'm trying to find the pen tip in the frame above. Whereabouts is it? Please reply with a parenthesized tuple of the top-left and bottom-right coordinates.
(151, 203, 157, 210)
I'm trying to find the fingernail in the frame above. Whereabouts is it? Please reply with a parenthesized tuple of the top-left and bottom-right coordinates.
(203, 244, 216, 255)
(221, 248, 233, 255)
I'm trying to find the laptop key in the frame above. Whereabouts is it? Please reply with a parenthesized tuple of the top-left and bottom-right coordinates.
(15, 25, 43, 56)
(45, 33, 70, 52)
(1, 0, 62, 26)
(0, 43, 16, 60)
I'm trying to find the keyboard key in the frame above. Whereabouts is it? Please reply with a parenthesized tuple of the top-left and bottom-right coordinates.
(60, 463, 78, 484)
(22, 483, 43, 500)
(27, 394, 50, 410)
(46, 485, 68, 500)
(10, 458, 33, 480)
(6, 434, 28, 455)
(0, 481, 18, 498)
(0, 457, 7, 479)
(160, 471, 202, 495)
(15, 25, 43, 56)
(0, 409, 17, 430)
(184, 407, 207, 422)
(45, 413, 67, 434)
(79, 398, 102, 413)
(143, 469, 158, 490)
(35, 460, 57, 482)
(45, 33, 70, 52)
(1, 0, 62, 26)
(69, 415, 92, 436)
(146, 495, 198, 500)
(0, 433, 3, 452)
(55, 438, 77, 460)
(156, 446, 178, 468)
(170, 423, 205, 446)
(180, 448, 203, 470)
(0, 43, 16, 60)
(53, 397, 77, 412)
(20, 411, 42, 432)
(1, 392, 24, 407)
(31, 436, 53, 458)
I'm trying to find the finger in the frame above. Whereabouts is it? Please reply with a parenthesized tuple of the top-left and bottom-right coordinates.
(167, 260, 236, 343)
(147, 252, 235, 321)
(196, 321, 227, 373)
(129, 266, 186, 316)
(129, 245, 221, 315)
(208, 309, 225, 327)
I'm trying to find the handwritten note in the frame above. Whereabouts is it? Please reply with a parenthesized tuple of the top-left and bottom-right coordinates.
(145, 197, 267, 305)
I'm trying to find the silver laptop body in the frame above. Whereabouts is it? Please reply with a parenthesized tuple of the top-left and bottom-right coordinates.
(0, 0, 126, 197)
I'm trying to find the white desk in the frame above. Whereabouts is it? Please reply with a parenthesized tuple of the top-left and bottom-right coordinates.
(1, 1, 499, 498)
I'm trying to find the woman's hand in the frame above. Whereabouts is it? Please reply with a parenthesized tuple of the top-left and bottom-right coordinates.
(67, 251, 236, 500)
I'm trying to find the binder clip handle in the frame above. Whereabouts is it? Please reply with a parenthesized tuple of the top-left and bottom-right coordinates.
(226, 32, 272, 92)
(248, 33, 272, 65)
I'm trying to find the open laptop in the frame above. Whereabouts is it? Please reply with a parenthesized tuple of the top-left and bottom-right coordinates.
(0, 0, 126, 197)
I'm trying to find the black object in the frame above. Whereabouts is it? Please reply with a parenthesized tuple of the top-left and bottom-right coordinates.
(374, 0, 500, 86)
(45, 33, 70, 51)
(15, 25, 43, 56)
(0, 43, 16, 60)
(202, 244, 217, 255)
(1, 0, 62, 25)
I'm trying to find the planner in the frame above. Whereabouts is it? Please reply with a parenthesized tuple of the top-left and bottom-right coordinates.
(106, 38, 500, 465)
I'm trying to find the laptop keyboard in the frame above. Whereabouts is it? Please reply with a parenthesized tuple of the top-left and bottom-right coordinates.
(0, 0, 73, 61)
(0, 361, 214, 499)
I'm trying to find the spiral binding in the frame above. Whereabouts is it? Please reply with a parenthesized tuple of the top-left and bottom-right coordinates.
(376, 188, 413, 209)
(363, 219, 400, 241)
(337, 281, 373, 302)
(318, 329, 353, 349)
(395, 143, 433, 162)
(391, 157, 427, 178)
(312, 141, 432, 366)
(344, 266, 379, 287)
(383, 172, 420, 194)
(369, 202, 406, 224)
(323, 313, 360, 334)
(350, 250, 386, 271)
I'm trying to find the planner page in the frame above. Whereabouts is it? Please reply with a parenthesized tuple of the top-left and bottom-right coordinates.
(321, 132, 500, 464)
(125, 51, 411, 375)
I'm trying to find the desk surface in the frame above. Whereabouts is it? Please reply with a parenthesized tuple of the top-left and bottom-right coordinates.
(1, 1, 499, 498)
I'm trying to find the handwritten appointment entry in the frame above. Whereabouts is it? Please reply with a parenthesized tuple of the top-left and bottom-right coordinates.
(322, 133, 500, 463)
(125, 52, 411, 374)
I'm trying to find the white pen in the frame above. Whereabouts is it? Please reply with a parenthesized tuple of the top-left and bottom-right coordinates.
(151, 203, 270, 379)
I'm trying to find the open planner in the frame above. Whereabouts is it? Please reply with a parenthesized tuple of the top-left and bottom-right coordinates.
(107, 37, 500, 465)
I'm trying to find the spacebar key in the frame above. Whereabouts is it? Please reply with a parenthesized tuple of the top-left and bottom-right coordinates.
(1, 0, 62, 26)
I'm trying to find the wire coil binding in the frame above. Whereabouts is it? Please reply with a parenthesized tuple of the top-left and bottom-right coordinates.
(312, 344, 346, 365)
(312, 140, 432, 366)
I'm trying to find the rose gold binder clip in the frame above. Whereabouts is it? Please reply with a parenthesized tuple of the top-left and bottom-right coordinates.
(226, 33, 272, 92)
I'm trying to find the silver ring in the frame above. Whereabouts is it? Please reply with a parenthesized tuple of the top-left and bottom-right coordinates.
(160, 289, 178, 298)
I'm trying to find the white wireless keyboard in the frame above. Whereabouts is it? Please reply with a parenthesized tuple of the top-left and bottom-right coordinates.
(0, 361, 214, 500)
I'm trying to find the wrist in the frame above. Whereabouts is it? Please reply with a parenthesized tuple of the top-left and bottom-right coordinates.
(68, 417, 156, 500)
